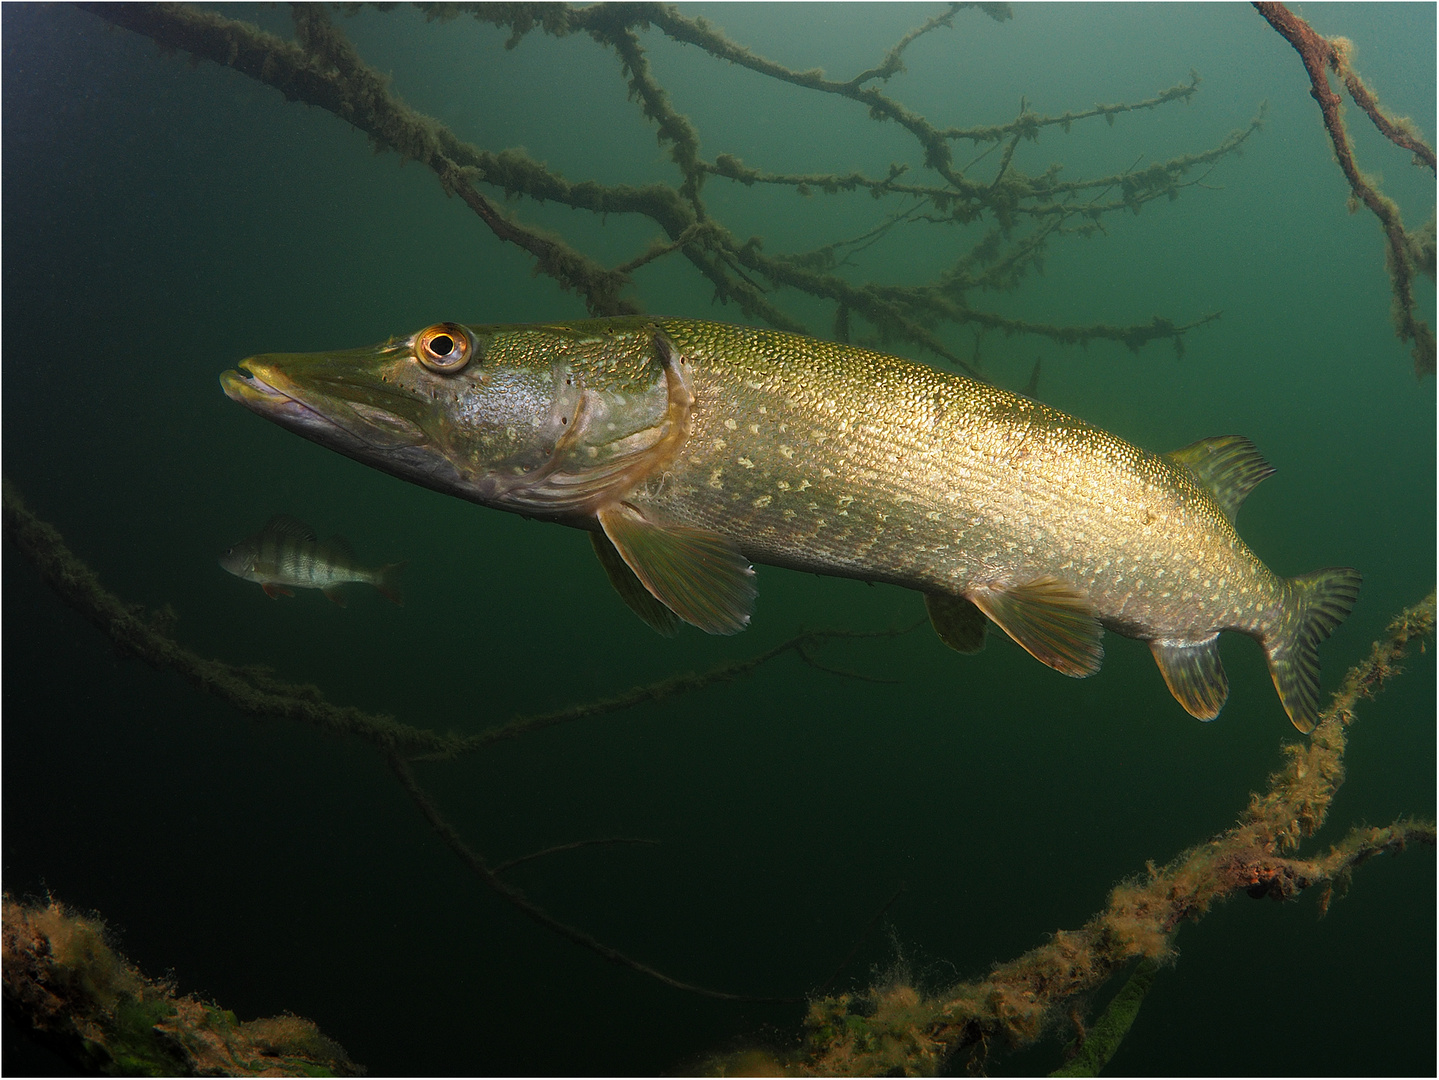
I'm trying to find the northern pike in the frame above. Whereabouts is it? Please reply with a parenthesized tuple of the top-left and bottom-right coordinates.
(220, 318, 1358, 730)
(220, 514, 404, 605)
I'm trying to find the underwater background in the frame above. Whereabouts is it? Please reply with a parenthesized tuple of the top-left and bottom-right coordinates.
(3, 3, 1433, 1075)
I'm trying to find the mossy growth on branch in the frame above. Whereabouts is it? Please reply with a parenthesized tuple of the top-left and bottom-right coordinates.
(2, 894, 361, 1077)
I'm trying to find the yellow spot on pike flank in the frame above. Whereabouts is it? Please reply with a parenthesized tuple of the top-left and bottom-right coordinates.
(777, 481, 791, 491)
(779, 444, 794, 459)
(753, 495, 772, 508)
(738, 457, 755, 469)
(749, 424, 761, 435)
(708, 468, 724, 489)
(724, 418, 738, 431)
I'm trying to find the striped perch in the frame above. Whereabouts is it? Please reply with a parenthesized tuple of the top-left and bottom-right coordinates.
(220, 514, 403, 605)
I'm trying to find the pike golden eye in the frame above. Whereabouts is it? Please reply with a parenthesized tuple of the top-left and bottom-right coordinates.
(414, 323, 473, 374)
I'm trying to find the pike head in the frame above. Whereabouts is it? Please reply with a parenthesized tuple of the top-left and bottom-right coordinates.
(220, 318, 691, 520)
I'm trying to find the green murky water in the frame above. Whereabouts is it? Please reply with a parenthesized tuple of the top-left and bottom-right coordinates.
(4, 4, 1433, 1075)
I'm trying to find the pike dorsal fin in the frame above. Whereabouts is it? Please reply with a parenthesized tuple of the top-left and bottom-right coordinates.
(262, 514, 317, 542)
(968, 578, 1103, 677)
(590, 530, 681, 637)
(1150, 636, 1228, 721)
(924, 592, 988, 654)
(1166, 436, 1275, 523)
(596, 503, 755, 636)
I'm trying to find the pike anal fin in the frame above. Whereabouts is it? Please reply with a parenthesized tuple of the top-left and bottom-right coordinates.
(597, 503, 755, 636)
(1150, 636, 1228, 720)
(968, 578, 1103, 677)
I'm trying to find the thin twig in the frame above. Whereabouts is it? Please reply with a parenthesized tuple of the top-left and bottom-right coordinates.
(492, 838, 661, 876)
(810, 884, 909, 997)
(388, 752, 797, 1003)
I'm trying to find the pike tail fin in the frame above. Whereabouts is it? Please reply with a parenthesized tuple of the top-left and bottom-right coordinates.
(372, 561, 406, 606)
(1264, 567, 1361, 732)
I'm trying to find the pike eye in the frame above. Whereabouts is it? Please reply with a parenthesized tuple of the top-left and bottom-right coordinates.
(415, 323, 473, 374)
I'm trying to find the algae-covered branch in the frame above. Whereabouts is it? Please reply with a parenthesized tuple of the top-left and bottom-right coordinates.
(83, 1, 1259, 371)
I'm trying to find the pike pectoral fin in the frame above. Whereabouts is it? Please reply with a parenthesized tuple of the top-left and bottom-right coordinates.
(969, 578, 1103, 677)
(1150, 636, 1228, 720)
(590, 530, 681, 637)
(925, 592, 988, 654)
(597, 503, 756, 635)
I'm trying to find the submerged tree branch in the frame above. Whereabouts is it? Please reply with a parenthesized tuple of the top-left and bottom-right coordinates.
(0, 479, 910, 1002)
(1254, 2, 1436, 376)
(82, 1, 1239, 368)
(770, 592, 1436, 1075)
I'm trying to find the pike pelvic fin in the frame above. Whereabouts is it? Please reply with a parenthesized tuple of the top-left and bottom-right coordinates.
(925, 592, 988, 654)
(596, 503, 756, 636)
(1265, 567, 1362, 733)
(968, 578, 1103, 677)
(1150, 635, 1228, 720)
(591, 530, 681, 637)
(1166, 435, 1275, 523)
